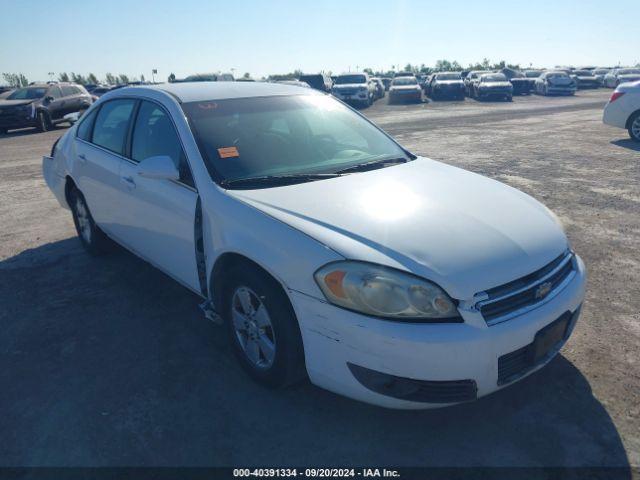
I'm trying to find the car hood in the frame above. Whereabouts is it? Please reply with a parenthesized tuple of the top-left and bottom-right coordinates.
(435, 80, 464, 86)
(619, 75, 640, 81)
(333, 83, 366, 89)
(390, 85, 420, 91)
(480, 81, 512, 88)
(227, 158, 568, 299)
(548, 77, 573, 85)
(0, 99, 35, 107)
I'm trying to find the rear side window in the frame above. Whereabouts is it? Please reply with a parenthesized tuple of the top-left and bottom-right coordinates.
(131, 101, 194, 187)
(48, 86, 62, 99)
(91, 99, 136, 155)
(77, 108, 98, 141)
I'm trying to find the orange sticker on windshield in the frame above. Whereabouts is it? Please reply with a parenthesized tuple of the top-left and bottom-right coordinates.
(218, 146, 239, 158)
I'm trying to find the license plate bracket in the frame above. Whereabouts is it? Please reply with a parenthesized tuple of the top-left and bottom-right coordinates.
(533, 314, 570, 362)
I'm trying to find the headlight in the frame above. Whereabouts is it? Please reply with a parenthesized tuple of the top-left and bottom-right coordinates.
(314, 261, 460, 321)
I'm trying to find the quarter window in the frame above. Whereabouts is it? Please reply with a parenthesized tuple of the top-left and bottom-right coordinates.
(77, 108, 98, 141)
(91, 99, 136, 155)
(131, 101, 194, 187)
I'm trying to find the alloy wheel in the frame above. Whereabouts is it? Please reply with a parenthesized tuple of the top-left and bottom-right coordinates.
(632, 116, 640, 140)
(231, 286, 276, 369)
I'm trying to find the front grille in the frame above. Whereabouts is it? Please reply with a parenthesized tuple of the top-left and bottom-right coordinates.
(348, 363, 477, 404)
(337, 88, 358, 95)
(477, 251, 576, 325)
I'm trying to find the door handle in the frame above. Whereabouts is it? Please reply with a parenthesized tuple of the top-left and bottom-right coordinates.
(121, 176, 136, 189)
(77, 153, 87, 164)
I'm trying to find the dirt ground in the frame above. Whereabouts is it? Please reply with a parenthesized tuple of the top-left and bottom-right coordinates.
(0, 89, 638, 470)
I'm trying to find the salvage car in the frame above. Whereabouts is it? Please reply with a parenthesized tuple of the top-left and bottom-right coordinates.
(43, 82, 586, 409)
(473, 73, 513, 101)
(464, 70, 492, 97)
(388, 76, 423, 103)
(534, 71, 576, 96)
(603, 68, 640, 88)
(592, 68, 610, 86)
(500, 68, 533, 95)
(603, 80, 640, 141)
(299, 73, 333, 93)
(0, 82, 92, 133)
(331, 73, 376, 107)
(426, 72, 465, 100)
(570, 70, 600, 89)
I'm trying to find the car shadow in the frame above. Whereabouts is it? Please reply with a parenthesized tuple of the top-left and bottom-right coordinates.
(0, 124, 69, 138)
(0, 238, 632, 472)
(611, 138, 640, 152)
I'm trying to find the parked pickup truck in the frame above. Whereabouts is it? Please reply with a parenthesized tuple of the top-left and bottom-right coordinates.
(331, 73, 376, 107)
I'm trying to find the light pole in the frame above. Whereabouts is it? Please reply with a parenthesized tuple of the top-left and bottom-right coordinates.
(48, 72, 55, 82)
(151, 69, 157, 84)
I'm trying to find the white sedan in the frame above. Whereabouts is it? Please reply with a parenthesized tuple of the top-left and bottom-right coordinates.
(43, 82, 586, 409)
(603, 80, 640, 141)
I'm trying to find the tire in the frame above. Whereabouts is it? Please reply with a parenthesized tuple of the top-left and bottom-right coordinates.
(69, 187, 113, 255)
(628, 111, 640, 142)
(223, 266, 306, 388)
(37, 110, 52, 132)
(0, 128, 7, 135)
(506, 95, 513, 102)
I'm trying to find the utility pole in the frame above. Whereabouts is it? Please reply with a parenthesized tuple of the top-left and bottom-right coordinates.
(152, 69, 157, 84)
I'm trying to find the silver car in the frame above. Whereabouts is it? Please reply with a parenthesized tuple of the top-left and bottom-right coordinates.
(603, 68, 640, 88)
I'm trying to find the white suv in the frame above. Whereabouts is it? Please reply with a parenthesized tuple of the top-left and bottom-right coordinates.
(331, 73, 376, 107)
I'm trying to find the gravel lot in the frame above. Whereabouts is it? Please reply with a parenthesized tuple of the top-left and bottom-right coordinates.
(1, 89, 638, 470)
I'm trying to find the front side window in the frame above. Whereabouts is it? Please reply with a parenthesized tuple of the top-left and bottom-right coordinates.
(131, 101, 194, 187)
(61, 86, 75, 97)
(91, 99, 136, 155)
(47, 86, 62, 99)
(183, 94, 409, 186)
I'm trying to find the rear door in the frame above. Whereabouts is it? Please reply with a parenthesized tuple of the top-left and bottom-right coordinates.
(117, 99, 200, 292)
(45, 86, 65, 120)
(74, 98, 136, 238)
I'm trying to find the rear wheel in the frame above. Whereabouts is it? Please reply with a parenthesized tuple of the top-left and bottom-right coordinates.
(628, 112, 640, 142)
(223, 266, 306, 388)
(69, 187, 113, 255)
(37, 111, 52, 132)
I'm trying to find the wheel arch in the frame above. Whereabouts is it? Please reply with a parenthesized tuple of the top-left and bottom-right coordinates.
(209, 252, 291, 314)
(625, 109, 640, 129)
(63, 175, 77, 209)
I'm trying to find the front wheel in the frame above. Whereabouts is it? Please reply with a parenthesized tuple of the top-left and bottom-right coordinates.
(69, 187, 113, 255)
(37, 111, 52, 132)
(628, 112, 640, 142)
(224, 266, 306, 388)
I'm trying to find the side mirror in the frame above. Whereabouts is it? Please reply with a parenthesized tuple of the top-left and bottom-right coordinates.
(135, 155, 179, 181)
(44, 96, 54, 103)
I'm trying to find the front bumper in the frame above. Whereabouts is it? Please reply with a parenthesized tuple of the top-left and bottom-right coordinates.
(389, 90, 422, 102)
(0, 112, 37, 130)
(290, 255, 586, 409)
(477, 88, 512, 98)
(546, 86, 576, 95)
(42, 155, 69, 209)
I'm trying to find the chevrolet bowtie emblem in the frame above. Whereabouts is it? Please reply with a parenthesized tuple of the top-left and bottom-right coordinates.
(534, 281, 553, 300)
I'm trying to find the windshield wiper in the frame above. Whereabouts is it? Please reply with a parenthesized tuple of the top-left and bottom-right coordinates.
(220, 173, 344, 189)
(333, 157, 409, 174)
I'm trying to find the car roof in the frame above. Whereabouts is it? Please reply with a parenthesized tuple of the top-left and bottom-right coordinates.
(128, 81, 323, 103)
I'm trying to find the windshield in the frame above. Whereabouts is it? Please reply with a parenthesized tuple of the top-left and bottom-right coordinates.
(436, 73, 461, 80)
(7, 87, 47, 100)
(335, 75, 366, 84)
(574, 70, 592, 76)
(525, 70, 542, 77)
(593, 69, 609, 75)
(392, 77, 417, 86)
(481, 74, 507, 82)
(619, 69, 640, 75)
(182, 94, 410, 186)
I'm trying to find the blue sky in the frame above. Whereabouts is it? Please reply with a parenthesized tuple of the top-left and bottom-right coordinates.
(1, 0, 638, 82)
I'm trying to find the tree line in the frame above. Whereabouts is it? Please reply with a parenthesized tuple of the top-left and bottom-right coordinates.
(1, 72, 147, 87)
